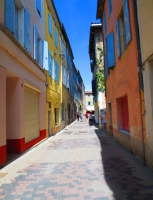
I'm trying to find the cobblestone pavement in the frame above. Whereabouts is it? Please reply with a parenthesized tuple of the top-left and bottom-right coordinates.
(0, 120, 153, 200)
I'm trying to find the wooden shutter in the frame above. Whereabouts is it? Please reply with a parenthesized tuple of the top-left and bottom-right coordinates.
(36, 0, 41, 16)
(24, 9, 30, 52)
(48, 50, 52, 76)
(108, 0, 112, 17)
(106, 32, 115, 68)
(34, 25, 38, 62)
(104, 54, 108, 79)
(123, 0, 131, 45)
(116, 18, 121, 58)
(42, 40, 48, 70)
(5, 0, 15, 34)
(103, 11, 107, 34)
(48, 13, 52, 35)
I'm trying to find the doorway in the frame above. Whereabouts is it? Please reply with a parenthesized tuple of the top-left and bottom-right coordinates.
(48, 111, 52, 137)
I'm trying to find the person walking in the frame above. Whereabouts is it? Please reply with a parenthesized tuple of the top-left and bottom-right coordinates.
(89, 112, 92, 126)
(76, 112, 79, 121)
(79, 113, 83, 122)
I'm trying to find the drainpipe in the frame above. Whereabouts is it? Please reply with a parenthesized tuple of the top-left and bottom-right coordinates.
(132, 0, 146, 165)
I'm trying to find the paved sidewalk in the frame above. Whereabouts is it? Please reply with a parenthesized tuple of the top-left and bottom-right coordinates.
(0, 120, 153, 200)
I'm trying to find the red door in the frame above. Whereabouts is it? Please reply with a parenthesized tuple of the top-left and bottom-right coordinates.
(121, 97, 129, 131)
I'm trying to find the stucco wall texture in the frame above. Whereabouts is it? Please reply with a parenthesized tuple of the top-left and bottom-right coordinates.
(103, 0, 144, 160)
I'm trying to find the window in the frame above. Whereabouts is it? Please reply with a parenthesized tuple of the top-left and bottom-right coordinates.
(117, 96, 130, 132)
(108, 0, 112, 17)
(88, 102, 90, 105)
(106, 32, 115, 68)
(54, 59, 59, 83)
(54, 29, 58, 48)
(48, 13, 52, 35)
(48, 50, 53, 77)
(88, 95, 90, 97)
(36, 0, 41, 17)
(116, 0, 131, 57)
(54, 108, 59, 125)
(34, 24, 42, 66)
(5, 0, 29, 50)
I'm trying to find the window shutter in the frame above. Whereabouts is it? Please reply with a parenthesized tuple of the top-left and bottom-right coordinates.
(106, 32, 115, 68)
(5, 0, 15, 34)
(43, 40, 48, 70)
(116, 18, 121, 58)
(56, 63, 59, 83)
(103, 11, 107, 34)
(24, 9, 30, 52)
(34, 25, 38, 62)
(36, 0, 41, 16)
(108, 0, 112, 17)
(48, 50, 52, 76)
(123, 0, 131, 45)
(56, 31, 58, 48)
(48, 14, 52, 35)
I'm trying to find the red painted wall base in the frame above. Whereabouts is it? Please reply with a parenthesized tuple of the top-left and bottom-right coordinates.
(7, 129, 46, 154)
(0, 145, 6, 166)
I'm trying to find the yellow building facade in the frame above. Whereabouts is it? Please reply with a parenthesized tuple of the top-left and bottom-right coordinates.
(44, 0, 61, 136)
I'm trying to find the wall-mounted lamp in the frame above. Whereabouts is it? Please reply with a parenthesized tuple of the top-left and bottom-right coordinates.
(54, 52, 65, 60)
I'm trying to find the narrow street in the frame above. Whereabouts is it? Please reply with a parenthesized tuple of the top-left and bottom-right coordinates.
(0, 120, 153, 200)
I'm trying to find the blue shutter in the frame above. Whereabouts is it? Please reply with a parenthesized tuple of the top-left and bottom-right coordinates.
(56, 63, 59, 83)
(48, 50, 52, 76)
(106, 32, 115, 68)
(34, 25, 38, 62)
(36, 0, 41, 16)
(48, 14, 52, 35)
(43, 40, 48, 70)
(5, 0, 15, 34)
(56, 31, 58, 48)
(123, 0, 131, 45)
(104, 54, 108, 79)
(108, 0, 112, 17)
(24, 9, 30, 52)
(103, 11, 107, 34)
(116, 18, 121, 58)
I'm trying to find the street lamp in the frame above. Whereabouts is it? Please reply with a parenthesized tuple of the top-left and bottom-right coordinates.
(54, 52, 65, 60)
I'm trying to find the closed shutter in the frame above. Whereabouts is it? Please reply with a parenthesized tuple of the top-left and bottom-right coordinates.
(103, 11, 107, 34)
(24, 86, 39, 143)
(42, 40, 48, 70)
(24, 9, 30, 52)
(106, 32, 115, 68)
(56, 63, 59, 83)
(104, 54, 108, 80)
(48, 50, 52, 76)
(34, 25, 38, 62)
(108, 0, 112, 17)
(36, 0, 41, 16)
(116, 18, 121, 58)
(5, 0, 15, 34)
(121, 97, 129, 131)
(48, 13, 52, 35)
(123, 0, 131, 45)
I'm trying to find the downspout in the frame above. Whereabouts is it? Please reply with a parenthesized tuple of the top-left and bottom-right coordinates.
(132, 0, 146, 165)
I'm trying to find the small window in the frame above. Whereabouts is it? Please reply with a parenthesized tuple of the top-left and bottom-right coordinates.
(88, 102, 90, 105)
(55, 108, 59, 125)
(88, 95, 90, 97)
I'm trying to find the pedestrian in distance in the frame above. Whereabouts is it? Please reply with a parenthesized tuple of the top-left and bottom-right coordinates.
(76, 112, 79, 121)
(79, 113, 83, 122)
(89, 112, 92, 126)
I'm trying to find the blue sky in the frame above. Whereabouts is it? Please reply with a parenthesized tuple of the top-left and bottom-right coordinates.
(53, 0, 100, 91)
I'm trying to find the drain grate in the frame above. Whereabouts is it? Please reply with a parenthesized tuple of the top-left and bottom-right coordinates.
(0, 172, 8, 178)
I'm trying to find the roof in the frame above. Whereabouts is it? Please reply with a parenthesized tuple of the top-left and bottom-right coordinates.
(96, 0, 105, 20)
(89, 22, 102, 55)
